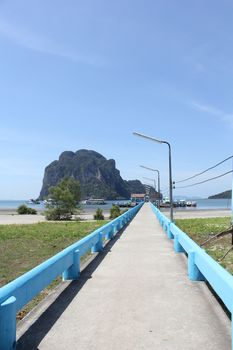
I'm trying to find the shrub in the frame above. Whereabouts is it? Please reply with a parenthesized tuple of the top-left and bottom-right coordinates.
(17, 205, 28, 214)
(28, 207, 37, 215)
(17, 205, 37, 215)
(45, 208, 72, 221)
(94, 208, 104, 220)
(110, 205, 121, 219)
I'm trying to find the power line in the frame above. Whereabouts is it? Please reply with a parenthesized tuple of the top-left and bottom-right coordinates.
(175, 155, 233, 184)
(175, 170, 233, 189)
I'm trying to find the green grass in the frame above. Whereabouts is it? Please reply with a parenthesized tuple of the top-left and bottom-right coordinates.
(175, 217, 233, 274)
(0, 221, 108, 286)
(0, 220, 108, 320)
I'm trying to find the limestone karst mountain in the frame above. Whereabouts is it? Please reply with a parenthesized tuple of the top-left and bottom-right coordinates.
(39, 149, 148, 200)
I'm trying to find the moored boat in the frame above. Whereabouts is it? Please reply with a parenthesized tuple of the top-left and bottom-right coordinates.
(186, 201, 197, 207)
(28, 199, 40, 204)
(85, 198, 106, 205)
(179, 200, 187, 207)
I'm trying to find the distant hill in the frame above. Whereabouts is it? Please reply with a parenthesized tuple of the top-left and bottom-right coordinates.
(39, 149, 158, 200)
(208, 190, 232, 199)
(124, 180, 145, 194)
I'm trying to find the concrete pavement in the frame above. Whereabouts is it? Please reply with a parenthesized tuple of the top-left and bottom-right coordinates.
(17, 203, 231, 349)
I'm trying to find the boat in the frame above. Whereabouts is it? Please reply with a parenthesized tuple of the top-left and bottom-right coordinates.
(114, 201, 131, 208)
(160, 197, 171, 208)
(28, 199, 40, 205)
(179, 200, 187, 207)
(43, 199, 53, 205)
(186, 201, 197, 207)
(85, 198, 106, 205)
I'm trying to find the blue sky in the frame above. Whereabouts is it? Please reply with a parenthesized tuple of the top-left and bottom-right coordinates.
(0, 0, 233, 199)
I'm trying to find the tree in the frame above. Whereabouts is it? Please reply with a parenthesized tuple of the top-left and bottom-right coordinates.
(45, 177, 81, 220)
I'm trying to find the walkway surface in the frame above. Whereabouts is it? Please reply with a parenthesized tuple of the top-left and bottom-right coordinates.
(18, 204, 231, 349)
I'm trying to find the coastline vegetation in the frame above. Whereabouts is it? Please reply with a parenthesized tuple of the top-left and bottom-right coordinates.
(176, 216, 233, 274)
(17, 204, 37, 215)
(110, 205, 121, 219)
(93, 208, 105, 220)
(109, 205, 128, 219)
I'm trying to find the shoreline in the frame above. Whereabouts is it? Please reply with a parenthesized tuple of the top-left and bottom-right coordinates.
(161, 208, 231, 219)
(0, 207, 231, 225)
(0, 208, 111, 225)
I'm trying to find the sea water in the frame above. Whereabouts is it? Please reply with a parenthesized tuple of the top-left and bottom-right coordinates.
(191, 198, 232, 209)
(0, 199, 231, 210)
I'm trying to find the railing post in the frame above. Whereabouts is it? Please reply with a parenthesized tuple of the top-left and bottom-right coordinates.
(167, 222, 174, 240)
(0, 296, 17, 350)
(107, 225, 114, 240)
(92, 232, 103, 253)
(63, 249, 80, 280)
(174, 233, 185, 253)
(110, 224, 115, 239)
(188, 250, 205, 281)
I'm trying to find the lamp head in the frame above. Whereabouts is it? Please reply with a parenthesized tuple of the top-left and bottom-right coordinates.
(133, 132, 164, 144)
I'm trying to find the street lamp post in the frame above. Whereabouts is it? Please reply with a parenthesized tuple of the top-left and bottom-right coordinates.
(133, 131, 174, 221)
(140, 165, 161, 209)
(143, 184, 151, 196)
(142, 176, 156, 192)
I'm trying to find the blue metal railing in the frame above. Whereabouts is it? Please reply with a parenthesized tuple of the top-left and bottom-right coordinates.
(0, 202, 143, 350)
(150, 202, 233, 349)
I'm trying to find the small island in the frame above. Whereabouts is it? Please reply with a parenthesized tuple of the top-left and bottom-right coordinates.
(208, 190, 232, 199)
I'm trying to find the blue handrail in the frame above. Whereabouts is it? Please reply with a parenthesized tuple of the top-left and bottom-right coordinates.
(150, 202, 233, 349)
(0, 202, 143, 350)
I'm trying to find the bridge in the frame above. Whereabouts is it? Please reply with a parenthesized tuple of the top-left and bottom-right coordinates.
(1, 203, 232, 349)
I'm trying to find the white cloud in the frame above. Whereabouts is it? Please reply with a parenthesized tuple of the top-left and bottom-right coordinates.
(191, 102, 223, 116)
(191, 101, 233, 128)
(0, 17, 104, 66)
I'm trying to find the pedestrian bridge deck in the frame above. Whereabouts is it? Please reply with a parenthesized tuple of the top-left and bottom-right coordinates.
(17, 203, 231, 349)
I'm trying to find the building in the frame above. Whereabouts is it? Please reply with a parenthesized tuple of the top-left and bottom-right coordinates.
(131, 193, 147, 203)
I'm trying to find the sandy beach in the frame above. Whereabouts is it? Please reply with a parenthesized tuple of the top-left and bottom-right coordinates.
(0, 209, 111, 224)
(0, 207, 231, 225)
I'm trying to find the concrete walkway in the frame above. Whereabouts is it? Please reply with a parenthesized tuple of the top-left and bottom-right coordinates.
(18, 204, 231, 349)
